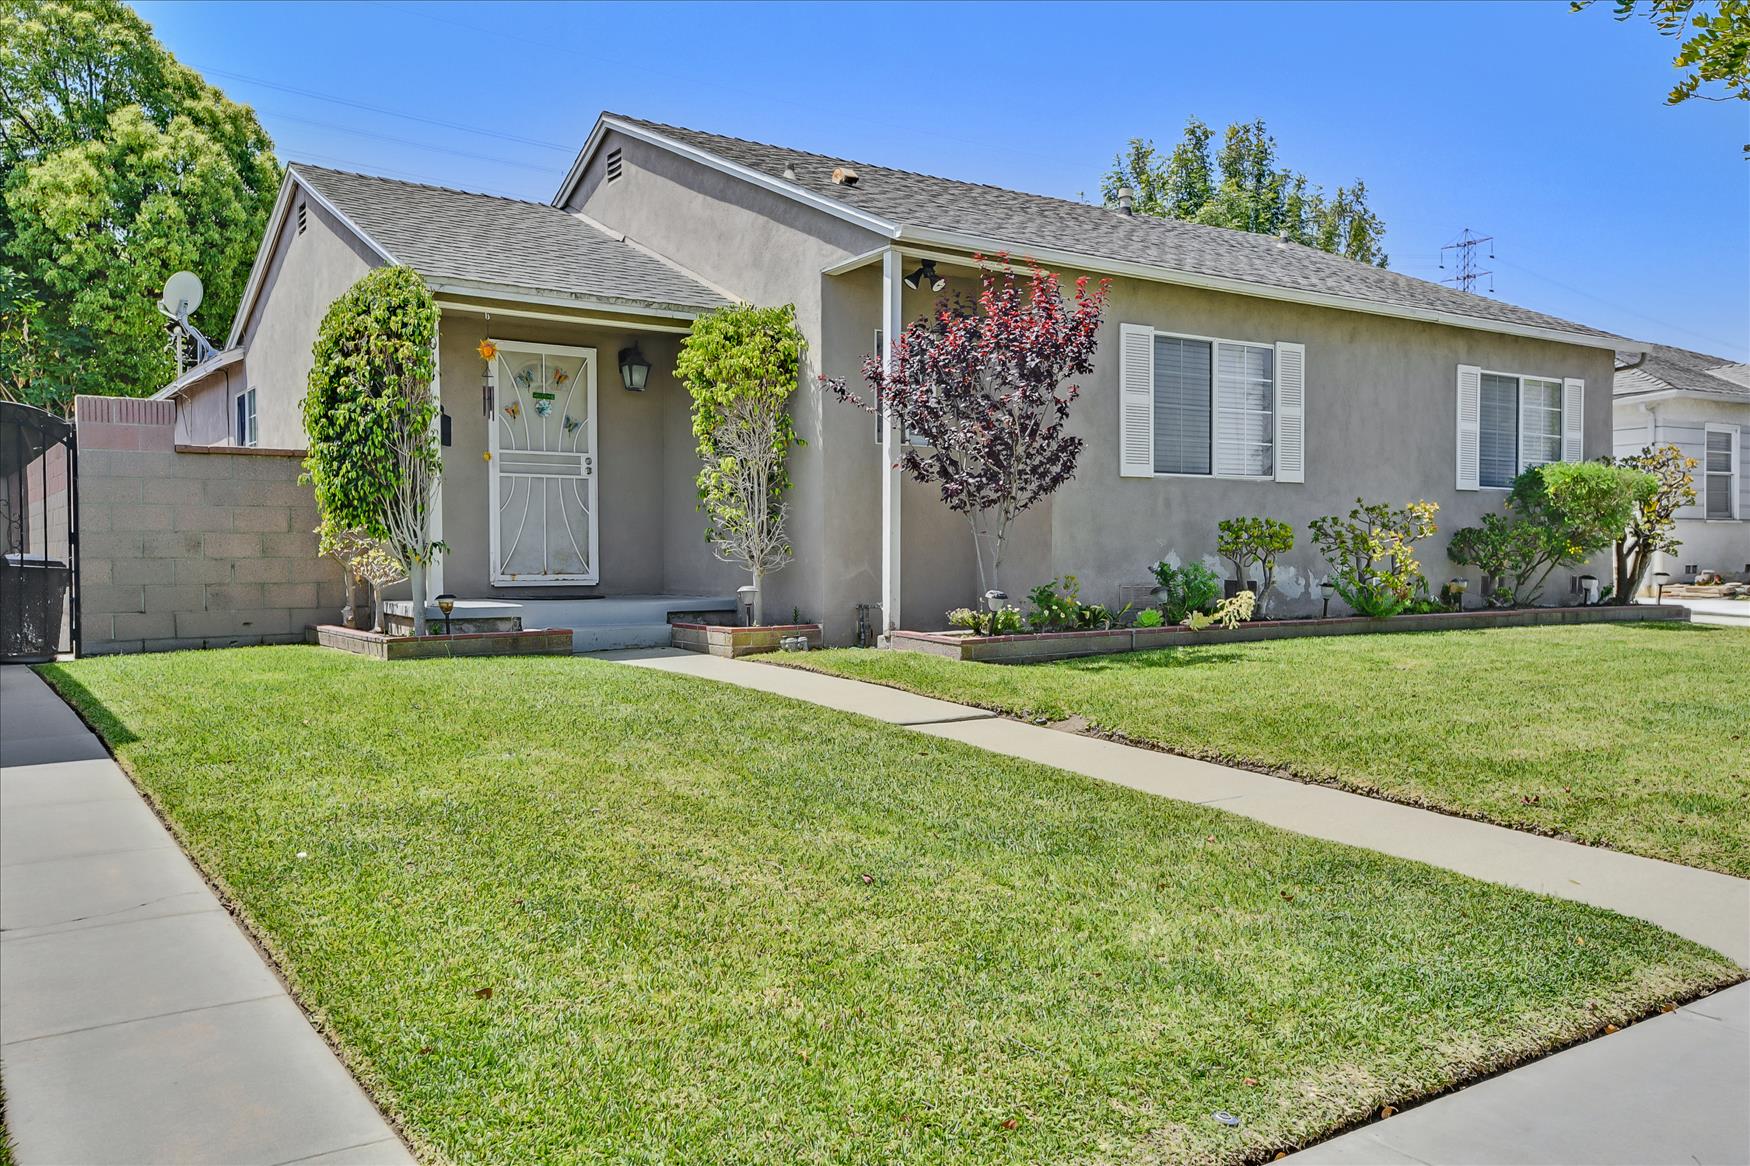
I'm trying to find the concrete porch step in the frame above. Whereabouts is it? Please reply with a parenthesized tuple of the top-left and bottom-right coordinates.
(568, 623, 678, 652)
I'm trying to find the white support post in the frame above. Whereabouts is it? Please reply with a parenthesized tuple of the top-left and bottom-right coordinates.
(428, 322, 444, 601)
(880, 248, 904, 640)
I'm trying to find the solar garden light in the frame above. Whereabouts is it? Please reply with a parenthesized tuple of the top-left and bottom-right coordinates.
(1318, 578, 1336, 619)
(737, 584, 759, 627)
(435, 593, 457, 636)
(1447, 576, 1469, 611)
(1652, 570, 1671, 605)
(1579, 574, 1599, 606)
(983, 589, 1008, 613)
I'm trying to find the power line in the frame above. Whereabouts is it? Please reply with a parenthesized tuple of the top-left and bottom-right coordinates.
(281, 148, 531, 200)
(1492, 256, 1748, 353)
(255, 105, 557, 173)
(196, 64, 574, 153)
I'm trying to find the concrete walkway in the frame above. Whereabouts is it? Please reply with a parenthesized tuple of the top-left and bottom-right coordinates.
(607, 648, 1750, 1165)
(0, 666, 411, 1166)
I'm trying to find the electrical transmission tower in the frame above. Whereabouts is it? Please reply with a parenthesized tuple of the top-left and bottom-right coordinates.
(1439, 228, 1495, 294)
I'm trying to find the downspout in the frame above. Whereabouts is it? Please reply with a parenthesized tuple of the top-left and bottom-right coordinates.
(879, 248, 904, 641)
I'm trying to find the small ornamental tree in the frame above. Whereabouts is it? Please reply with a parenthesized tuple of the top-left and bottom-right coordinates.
(1215, 515, 1294, 617)
(1308, 499, 1440, 617)
(301, 266, 442, 633)
(1448, 513, 1545, 606)
(1604, 443, 1698, 600)
(1503, 460, 1656, 603)
(676, 303, 805, 626)
(823, 258, 1109, 604)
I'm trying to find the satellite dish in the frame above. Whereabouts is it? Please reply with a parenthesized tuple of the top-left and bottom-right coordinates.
(160, 271, 204, 319)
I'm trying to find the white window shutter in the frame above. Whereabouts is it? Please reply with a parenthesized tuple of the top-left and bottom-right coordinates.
(1562, 377, 1585, 462)
(1119, 324, 1154, 477)
(1274, 341, 1305, 483)
(1456, 364, 1481, 491)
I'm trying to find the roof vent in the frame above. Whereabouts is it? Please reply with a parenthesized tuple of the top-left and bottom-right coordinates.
(297, 202, 307, 234)
(832, 166, 859, 187)
(1115, 185, 1134, 216)
(605, 147, 623, 183)
(782, 163, 796, 182)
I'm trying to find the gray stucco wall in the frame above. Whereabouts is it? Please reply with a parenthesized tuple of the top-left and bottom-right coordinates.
(432, 309, 741, 600)
(237, 185, 380, 448)
(572, 128, 887, 630)
(168, 359, 246, 446)
(577, 136, 1622, 638)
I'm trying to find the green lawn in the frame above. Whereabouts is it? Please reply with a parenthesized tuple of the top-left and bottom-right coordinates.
(42, 647, 1739, 1166)
(788, 623, 1750, 877)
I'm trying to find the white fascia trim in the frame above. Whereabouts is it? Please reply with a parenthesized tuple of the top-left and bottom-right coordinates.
(552, 115, 901, 239)
(895, 228, 1637, 353)
(150, 347, 246, 400)
(821, 247, 890, 277)
(434, 299, 694, 335)
(424, 279, 707, 322)
(224, 168, 400, 349)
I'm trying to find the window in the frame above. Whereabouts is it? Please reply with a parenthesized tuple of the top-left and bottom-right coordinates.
(1706, 425, 1740, 520)
(1119, 324, 1303, 482)
(1151, 334, 1273, 477)
(1471, 370, 1569, 488)
(235, 387, 257, 447)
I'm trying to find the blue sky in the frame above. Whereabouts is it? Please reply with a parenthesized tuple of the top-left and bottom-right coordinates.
(135, 0, 1750, 360)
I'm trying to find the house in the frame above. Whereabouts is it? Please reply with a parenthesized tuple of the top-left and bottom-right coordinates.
(161, 112, 1639, 645)
(1613, 343, 1749, 585)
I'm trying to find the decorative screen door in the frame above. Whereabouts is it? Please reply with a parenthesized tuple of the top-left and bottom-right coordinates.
(487, 340, 598, 585)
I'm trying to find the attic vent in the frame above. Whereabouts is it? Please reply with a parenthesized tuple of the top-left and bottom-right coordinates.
(831, 166, 859, 187)
(297, 202, 306, 234)
(605, 147, 623, 183)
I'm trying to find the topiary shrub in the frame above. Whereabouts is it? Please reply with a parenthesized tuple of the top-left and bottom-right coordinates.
(302, 266, 442, 632)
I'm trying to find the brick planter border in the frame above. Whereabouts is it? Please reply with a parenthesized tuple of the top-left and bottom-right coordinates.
(890, 604, 1691, 664)
(310, 624, 573, 660)
(671, 622, 822, 658)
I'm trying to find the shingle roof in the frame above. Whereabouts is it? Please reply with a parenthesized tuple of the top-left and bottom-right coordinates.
(292, 164, 726, 313)
(1615, 343, 1750, 402)
(603, 115, 1630, 347)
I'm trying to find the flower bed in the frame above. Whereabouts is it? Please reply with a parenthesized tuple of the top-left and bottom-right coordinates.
(890, 603, 1689, 663)
(671, 622, 822, 658)
(311, 624, 573, 660)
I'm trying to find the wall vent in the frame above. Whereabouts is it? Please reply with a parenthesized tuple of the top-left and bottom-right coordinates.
(605, 147, 623, 183)
(297, 202, 307, 235)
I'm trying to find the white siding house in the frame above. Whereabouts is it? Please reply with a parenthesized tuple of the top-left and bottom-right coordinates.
(1614, 344, 1750, 586)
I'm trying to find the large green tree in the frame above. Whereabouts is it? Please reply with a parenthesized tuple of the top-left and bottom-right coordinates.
(0, 0, 279, 413)
(1574, 1, 1749, 105)
(1102, 118, 1388, 267)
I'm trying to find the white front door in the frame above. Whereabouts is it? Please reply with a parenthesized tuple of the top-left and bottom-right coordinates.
(488, 340, 598, 585)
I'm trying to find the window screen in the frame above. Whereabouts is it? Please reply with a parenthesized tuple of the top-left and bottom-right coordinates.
(1706, 429, 1736, 519)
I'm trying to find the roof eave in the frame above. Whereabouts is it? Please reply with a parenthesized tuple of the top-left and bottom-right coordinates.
(151, 346, 246, 400)
(896, 228, 1637, 353)
(423, 278, 716, 322)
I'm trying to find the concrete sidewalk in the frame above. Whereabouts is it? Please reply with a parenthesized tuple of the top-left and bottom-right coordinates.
(0, 665, 411, 1166)
(608, 648, 1750, 1165)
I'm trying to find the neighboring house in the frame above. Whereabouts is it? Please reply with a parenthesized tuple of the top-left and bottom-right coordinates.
(1614, 343, 1750, 584)
(163, 112, 1638, 644)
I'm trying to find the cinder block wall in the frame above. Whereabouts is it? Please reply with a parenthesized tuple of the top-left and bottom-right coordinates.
(74, 395, 343, 654)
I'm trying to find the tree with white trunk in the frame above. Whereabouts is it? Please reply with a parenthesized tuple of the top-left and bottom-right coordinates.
(676, 303, 804, 627)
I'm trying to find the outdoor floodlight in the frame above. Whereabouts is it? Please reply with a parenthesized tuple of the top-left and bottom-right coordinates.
(904, 260, 946, 292)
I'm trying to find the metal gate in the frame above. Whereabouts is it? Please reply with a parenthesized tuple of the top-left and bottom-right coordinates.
(0, 400, 79, 661)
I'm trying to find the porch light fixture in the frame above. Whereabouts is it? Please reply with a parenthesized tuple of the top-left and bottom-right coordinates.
(1318, 578, 1336, 619)
(618, 343, 651, 392)
(1652, 570, 1670, 604)
(435, 593, 456, 636)
(903, 260, 946, 292)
